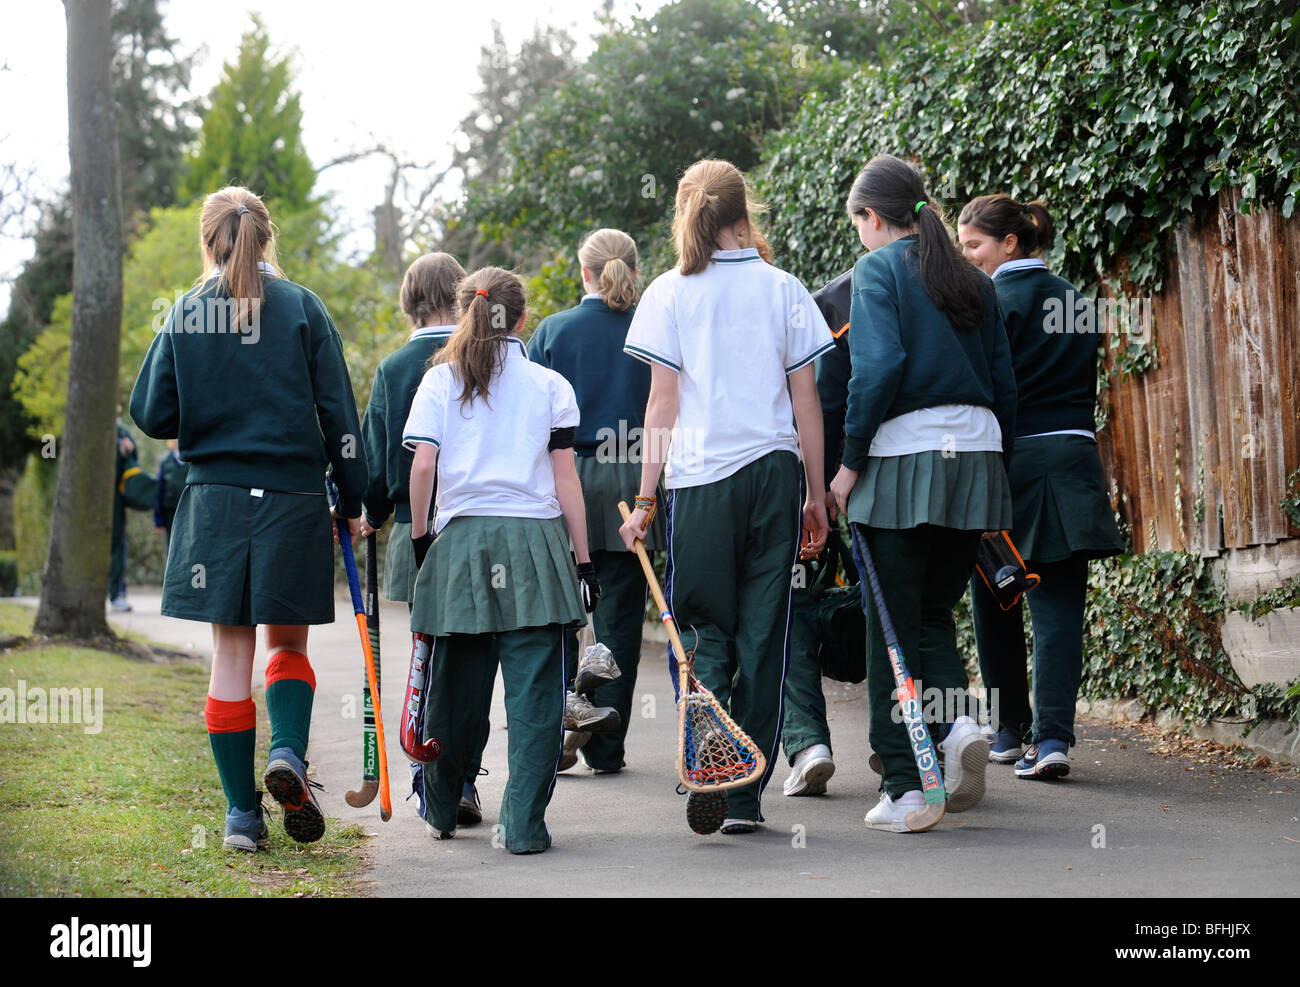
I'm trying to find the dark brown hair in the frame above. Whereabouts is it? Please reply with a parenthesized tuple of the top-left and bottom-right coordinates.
(846, 155, 990, 331)
(433, 267, 526, 407)
(198, 186, 280, 326)
(958, 194, 1055, 258)
(672, 158, 774, 276)
(401, 252, 465, 327)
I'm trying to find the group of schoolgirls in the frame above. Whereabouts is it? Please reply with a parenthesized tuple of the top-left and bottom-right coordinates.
(131, 146, 1119, 855)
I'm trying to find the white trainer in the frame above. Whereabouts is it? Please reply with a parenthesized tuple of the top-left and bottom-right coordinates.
(864, 790, 929, 832)
(939, 715, 990, 812)
(782, 743, 835, 796)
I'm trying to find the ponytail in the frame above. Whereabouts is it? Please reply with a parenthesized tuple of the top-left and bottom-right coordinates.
(434, 267, 527, 407)
(846, 155, 990, 331)
(672, 158, 774, 276)
(957, 193, 1056, 258)
(578, 228, 639, 311)
(198, 186, 279, 329)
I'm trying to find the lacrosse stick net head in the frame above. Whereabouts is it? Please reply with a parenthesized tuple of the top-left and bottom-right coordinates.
(678, 673, 766, 792)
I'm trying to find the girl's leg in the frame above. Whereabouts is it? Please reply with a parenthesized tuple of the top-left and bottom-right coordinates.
(263, 625, 315, 761)
(496, 624, 566, 852)
(423, 633, 498, 835)
(728, 452, 802, 822)
(206, 624, 258, 812)
(970, 574, 1032, 740)
(1026, 555, 1090, 746)
(850, 524, 928, 799)
(915, 527, 983, 729)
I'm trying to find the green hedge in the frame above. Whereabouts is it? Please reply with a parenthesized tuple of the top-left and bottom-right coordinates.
(758, 0, 1300, 292)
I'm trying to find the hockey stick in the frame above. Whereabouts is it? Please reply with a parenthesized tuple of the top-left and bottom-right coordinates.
(849, 525, 946, 832)
(400, 631, 441, 762)
(337, 521, 392, 822)
(618, 502, 767, 797)
(345, 534, 381, 807)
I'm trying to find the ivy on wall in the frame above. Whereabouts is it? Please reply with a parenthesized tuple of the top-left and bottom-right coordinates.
(758, 0, 1300, 294)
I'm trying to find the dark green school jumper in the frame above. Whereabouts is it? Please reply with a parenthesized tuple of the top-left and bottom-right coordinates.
(842, 236, 1017, 799)
(110, 421, 158, 600)
(130, 274, 368, 625)
(529, 296, 665, 771)
(361, 325, 452, 603)
(971, 263, 1124, 747)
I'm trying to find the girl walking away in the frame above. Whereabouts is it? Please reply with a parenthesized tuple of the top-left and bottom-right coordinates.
(404, 267, 594, 854)
(828, 155, 1016, 833)
(957, 195, 1124, 778)
(130, 186, 368, 851)
(528, 228, 666, 774)
(357, 253, 490, 826)
(619, 159, 833, 834)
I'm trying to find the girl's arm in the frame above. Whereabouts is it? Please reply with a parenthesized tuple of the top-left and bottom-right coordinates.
(551, 447, 590, 564)
(409, 442, 438, 539)
(620, 361, 678, 548)
(790, 363, 829, 556)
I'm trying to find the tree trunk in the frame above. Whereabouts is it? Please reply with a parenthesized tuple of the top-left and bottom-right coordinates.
(35, 0, 123, 638)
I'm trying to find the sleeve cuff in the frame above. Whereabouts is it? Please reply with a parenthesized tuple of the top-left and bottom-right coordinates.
(623, 343, 681, 372)
(401, 435, 440, 452)
(841, 434, 873, 471)
(786, 338, 836, 374)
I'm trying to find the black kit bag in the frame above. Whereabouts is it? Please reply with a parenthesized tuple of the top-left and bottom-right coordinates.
(810, 529, 867, 684)
(975, 530, 1041, 610)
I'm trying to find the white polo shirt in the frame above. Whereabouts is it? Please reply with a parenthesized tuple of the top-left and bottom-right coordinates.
(402, 336, 580, 534)
(623, 247, 834, 488)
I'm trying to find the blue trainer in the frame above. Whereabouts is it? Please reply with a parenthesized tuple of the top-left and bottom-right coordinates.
(223, 791, 270, 852)
(989, 728, 1024, 764)
(264, 746, 326, 843)
(1015, 738, 1070, 779)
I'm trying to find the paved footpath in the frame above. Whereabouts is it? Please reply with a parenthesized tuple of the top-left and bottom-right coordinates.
(38, 592, 1299, 897)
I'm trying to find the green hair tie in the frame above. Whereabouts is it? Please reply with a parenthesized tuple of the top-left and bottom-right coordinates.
(915, 200, 927, 214)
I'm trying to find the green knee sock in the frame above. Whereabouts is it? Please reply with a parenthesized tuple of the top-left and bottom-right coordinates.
(264, 650, 316, 760)
(204, 696, 257, 812)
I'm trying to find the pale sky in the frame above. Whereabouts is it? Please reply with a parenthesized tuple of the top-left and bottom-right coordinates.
(0, 0, 669, 308)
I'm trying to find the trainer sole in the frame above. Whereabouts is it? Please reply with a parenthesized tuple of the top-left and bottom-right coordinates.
(685, 790, 728, 835)
(946, 736, 990, 812)
(1017, 754, 1070, 779)
(574, 668, 620, 696)
(989, 748, 1023, 764)
(264, 763, 326, 843)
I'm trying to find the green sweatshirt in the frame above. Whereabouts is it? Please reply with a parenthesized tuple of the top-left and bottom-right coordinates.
(129, 274, 368, 517)
(993, 265, 1100, 436)
(842, 236, 1017, 469)
(361, 326, 453, 525)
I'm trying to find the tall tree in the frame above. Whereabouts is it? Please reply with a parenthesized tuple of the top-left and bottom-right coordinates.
(180, 15, 315, 211)
(37, 0, 124, 638)
(1, 0, 194, 476)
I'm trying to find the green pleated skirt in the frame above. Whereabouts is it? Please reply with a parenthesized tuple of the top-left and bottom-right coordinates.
(576, 454, 665, 553)
(847, 450, 1013, 531)
(161, 483, 336, 626)
(1007, 434, 1124, 564)
(410, 515, 586, 637)
(383, 520, 418, 603)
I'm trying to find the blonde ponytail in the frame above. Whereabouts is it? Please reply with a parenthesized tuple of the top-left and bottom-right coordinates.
(671, 159, 773, 276)
(198, 186, 279, 329)
(578, 228, 639, 311)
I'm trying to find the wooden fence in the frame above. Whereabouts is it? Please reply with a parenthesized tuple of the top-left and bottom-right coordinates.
(1097, 188, 1300, 557)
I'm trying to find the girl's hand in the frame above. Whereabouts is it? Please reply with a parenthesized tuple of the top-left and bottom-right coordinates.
(825, 488, 839, 522)
(829, 465, 858, 518)
(801, 496, 829, 558)
(359, 514, 376, 538)
(619, 507, 649, 550)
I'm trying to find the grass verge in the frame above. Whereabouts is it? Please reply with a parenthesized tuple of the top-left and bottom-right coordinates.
(0, 601, 369, 897)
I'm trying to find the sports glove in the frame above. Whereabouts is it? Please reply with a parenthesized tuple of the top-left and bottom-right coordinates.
(412, 531, 433, 570)
(576, 560, 600, 613)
